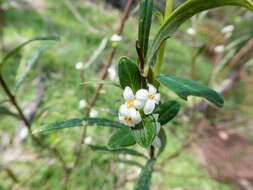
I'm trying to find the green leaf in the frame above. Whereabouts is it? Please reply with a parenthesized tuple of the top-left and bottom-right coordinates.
(138, 0, 153, 59)
(108, 128, 136, 149)
(154, 100, 180, 125)
(118, 57, 141, 93)
(34, 118, 127, 134)
(0, 36, 59, 71)
(132, 116, 156, 148)
(134, 159, 156, 190)
(157, 128, 167, 156)
(15, 45, 50, 88)
(147, 0, 253, 64)
(157, 75, 224, 107)
(89, 145, 148, 159)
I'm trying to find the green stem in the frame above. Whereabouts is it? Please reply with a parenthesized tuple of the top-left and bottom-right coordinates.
(154, 0, 174, 75)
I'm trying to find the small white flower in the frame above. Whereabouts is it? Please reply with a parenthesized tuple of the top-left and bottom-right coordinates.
(118, 104, 141, 126)
(123, 87, 143, 109)
(90, 109, 98, 117)
(214, 45, 225, 53)
(221, 25, 234, 34)
(187, 27, 196, 36)
(79, 99, 87, 109)
(110, 34, 122, 42)
(75, 62, 84, 70)
(84, 136, 92, 144)
(136, 84, 160, 115)
(108, 65, 117, 80)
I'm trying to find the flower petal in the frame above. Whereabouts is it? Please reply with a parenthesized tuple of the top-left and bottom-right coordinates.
(130, 110, 142, 125)
(152, 136, 161, 147)
(134, 99, 145, 109)
(148, 84, 157, 95)
(136, 89, 148, 100)
(154, 93, 160, 104)
(123, 86, 134, 100)
(144, 100, 156, 115)
(119, 104, 129, 116)
(119, 115, 125, 124)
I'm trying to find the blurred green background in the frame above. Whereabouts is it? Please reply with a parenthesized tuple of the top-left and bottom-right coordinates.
(0, 0, 253, 189)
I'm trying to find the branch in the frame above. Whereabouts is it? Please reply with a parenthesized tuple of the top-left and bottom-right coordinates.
(0, 74, 68, 172)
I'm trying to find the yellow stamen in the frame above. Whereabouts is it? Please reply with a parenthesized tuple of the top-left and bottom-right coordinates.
(127, 99, 134, 108)
(148, 94, 155, 100)
(123, 116, 132, 124)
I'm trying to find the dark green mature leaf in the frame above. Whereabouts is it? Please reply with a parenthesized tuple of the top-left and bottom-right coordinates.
(157, 128, 167, 156)
(89, 145, 148, 159)
(138, 0, 153, 59)
(34, 118, 127, 134)
(134, 159, 156, 190)
(147, 0, 253, 64)
(157, 75, 224, 108)
(118, 57, 141, 93)
(0, 36, 59, 71)
(132, 116, 156, 148)
(154, 100, 180, 125)
(108, 128, 136, 149)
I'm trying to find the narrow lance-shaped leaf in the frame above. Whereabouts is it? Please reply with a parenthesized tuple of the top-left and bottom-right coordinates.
(0, 36, 59, 71)
(157, 74, 224, 107)
(108, 128, 136, 149)
(131, 115, 156, 148)
(34, 118, 127, 134)
(118, 57, 141, 92)
(138, 0, 153, 59)
(134, 159, 156, 190)
(147, 0, 253, 64)
(15, 45, 50, 88)
(89, 145, 148, 159)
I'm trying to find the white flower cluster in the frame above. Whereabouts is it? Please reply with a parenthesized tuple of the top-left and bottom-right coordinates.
(118, 84, 160, 127)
